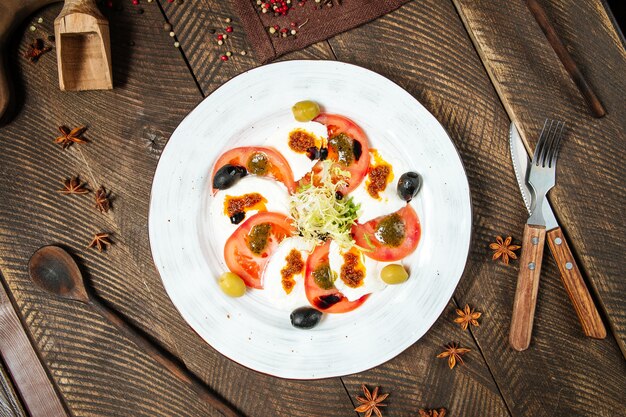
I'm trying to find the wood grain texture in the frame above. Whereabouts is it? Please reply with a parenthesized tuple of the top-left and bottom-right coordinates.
(453, 0, 626, 357)
(546, 227, 605, 339)
(0, 356, 27, 417)
(327, 0, 626, 416)
(510, 224, 547, 351)
(0, 2, 355, 417)
(525, 0, 606, 117)
(0, 278, 67, 417)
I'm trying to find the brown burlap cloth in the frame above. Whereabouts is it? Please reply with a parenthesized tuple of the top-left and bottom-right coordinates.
(232, 0, 410, 63)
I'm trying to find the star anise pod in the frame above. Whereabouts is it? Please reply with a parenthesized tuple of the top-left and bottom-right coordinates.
(88, 233, 112, 252)
(24, 38, 52, 63)
(95, 186, 110, 213)
(419, 408, 447, 417)
(58, 176, 89, 195)
(355, 384, 389, 417)
(437, 342, 470, 369)
(489, 235, 520, 265)
(454, 304, 481, 330)
(55, 126, 87, 149)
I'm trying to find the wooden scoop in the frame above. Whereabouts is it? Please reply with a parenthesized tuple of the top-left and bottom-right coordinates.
(28, 246, 243, 417)
(55, 0, 112, 91)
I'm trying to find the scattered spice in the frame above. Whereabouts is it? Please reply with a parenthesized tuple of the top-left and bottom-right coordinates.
(55, 126, 87, 149)
(220, 55, 228, 61)
(224, 193, 266, 219)
(367, 165, 391, 198)
(163, 23, 173, 31)
(340, 250, 365, 288)
(59, 176, 89, 195)
(88, 233, 112, 252)
(489, 235, 520, 265)
(355, 384, 389, 417)
(454, 304, 481, 330)
(226, 26, 233, 33)
(288, 129, 316, 153)
(418, 408, 447, 417)
(24, 38, 52, 63)
(280, 249, 304, 294)
(95, 186, 111, 213)
(437, 342, 470, 369)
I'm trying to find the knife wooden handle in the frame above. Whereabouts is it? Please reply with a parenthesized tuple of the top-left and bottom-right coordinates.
(0, 279, 68, 417)
(510, 223, 546, 351)
(546, 227, 606, 339)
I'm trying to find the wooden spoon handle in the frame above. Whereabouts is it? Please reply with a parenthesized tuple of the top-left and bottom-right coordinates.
(546, 227, 606, 339)
(88, 298, 242, 417)
(0, 279, 68, 416)
(510, 223, 546, 351)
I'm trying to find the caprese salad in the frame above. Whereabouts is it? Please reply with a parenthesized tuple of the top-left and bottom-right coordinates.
(209, 101, 422, 329)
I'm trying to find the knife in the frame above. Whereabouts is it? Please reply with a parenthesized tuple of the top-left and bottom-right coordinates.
(509, 122, 606, 340)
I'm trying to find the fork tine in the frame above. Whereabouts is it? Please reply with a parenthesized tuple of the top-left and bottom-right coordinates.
(550, 121, 566, 168)
(534, 119, 550, 165)
(542, 120, 555, 167)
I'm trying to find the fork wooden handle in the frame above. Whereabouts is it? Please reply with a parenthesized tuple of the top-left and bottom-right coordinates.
(510, 223, 546, 351)
(546, 227, 606, 339)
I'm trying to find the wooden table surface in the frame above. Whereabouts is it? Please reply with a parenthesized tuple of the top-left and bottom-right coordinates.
(0, 1, 625, 416)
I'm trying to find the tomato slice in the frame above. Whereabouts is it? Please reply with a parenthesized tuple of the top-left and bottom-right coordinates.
(304, 241, 369, 313)
(224, 212, 295, 289)
(305, 113, 371, 194)
(352, 205, 421, 261)
(212, 147, 296, 193)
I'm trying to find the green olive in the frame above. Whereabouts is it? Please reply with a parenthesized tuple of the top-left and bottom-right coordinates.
(292, 100, 320, 122)
(218, 272, 246, 297)
(380, 264, 409, 285)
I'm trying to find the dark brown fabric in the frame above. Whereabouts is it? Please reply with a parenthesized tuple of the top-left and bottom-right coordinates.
(232, 0, 410, 63)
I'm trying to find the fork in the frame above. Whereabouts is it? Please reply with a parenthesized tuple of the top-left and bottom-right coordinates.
(510, 119, 565, 351)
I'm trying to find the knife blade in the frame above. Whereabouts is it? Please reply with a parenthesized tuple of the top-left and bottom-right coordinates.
(508, 122, 605, 341)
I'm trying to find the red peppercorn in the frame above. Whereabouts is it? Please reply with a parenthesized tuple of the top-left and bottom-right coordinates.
(132, 0, 139, 4)
(217, 34, 224, 41)
(280, 27, 288, 33)
(226, 26, 233, 33)
(220, 55, 228, 61)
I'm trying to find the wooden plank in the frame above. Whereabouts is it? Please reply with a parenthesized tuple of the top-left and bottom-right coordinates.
(0, 362, 26, 417)
(452, 0, 626, 356)
(159, 0, 335, 95)
(0, 2, 356, 417)
(326, 0, 626, 416)
(0, 276, 67, 416)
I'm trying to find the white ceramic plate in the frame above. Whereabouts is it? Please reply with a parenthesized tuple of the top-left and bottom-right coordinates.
(149, 61, 471, 379)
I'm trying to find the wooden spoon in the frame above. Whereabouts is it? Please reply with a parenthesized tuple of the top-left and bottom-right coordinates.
(28, 246, 242, 417)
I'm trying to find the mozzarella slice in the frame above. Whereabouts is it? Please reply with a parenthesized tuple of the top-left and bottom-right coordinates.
(209, 176, 290, 252)
(263, 121, 327, 181)
(263, 237, 314, 309)
(328, 241, 387, 301)
(350, 148, 407, 223)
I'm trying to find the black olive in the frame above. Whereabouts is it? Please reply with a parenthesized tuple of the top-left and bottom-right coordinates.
(213, 164, 247, 190)
(318, 147, 329, 161)
(290, 307, 323, 329)
(352, 139, 362, 162)
(335, 191, 343, 200)
(229, 212, 245, 225)
(306, 146, 320, 160)
(397, 172, 422, 202)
